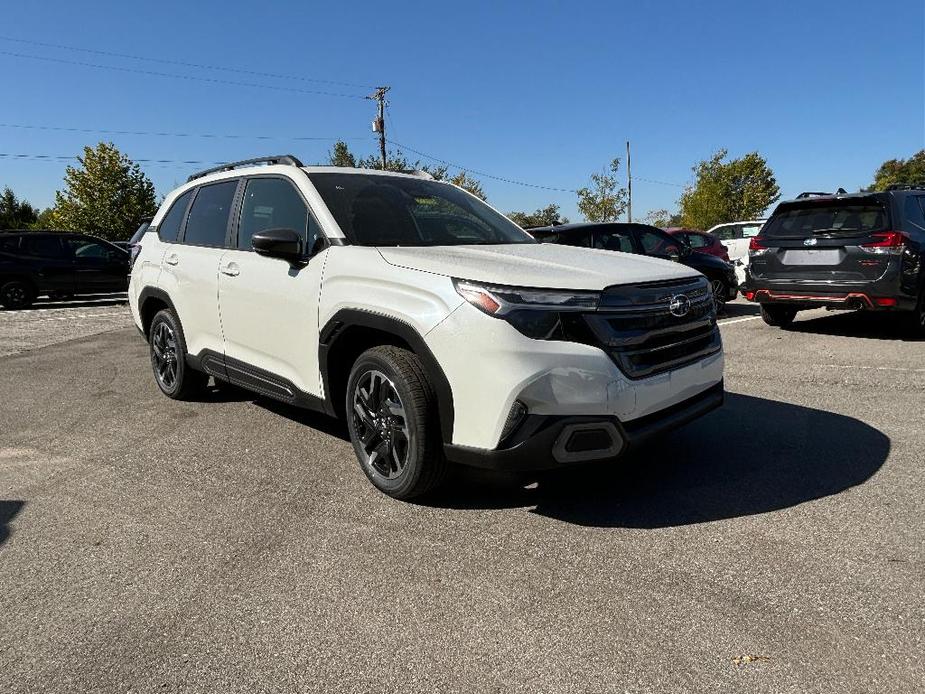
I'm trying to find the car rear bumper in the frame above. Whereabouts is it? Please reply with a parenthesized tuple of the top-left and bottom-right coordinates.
(743, 275, 917, 311)
(444, 381, 724, 471)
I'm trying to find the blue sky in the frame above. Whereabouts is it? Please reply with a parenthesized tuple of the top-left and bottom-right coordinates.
(2, 0, 923, 222)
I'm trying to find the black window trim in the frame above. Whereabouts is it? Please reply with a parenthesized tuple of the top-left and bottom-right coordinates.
(178, 178, 243, 249)
(231, 173, 327, 257)
(157, 188, 197, 244)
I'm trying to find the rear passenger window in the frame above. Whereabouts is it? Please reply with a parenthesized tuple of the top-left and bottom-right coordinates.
(158, 190, 193, 243)
(184, 181, 238, 247)
(21, 235, 65, 258)
(712, 225, 736, 241)
(237, 178, 313, 251)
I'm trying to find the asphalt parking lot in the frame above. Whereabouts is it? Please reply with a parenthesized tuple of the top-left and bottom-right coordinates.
(1, 299, 922, 693)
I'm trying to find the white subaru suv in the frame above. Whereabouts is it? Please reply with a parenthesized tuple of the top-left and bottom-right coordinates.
(129, 155, 724, 500)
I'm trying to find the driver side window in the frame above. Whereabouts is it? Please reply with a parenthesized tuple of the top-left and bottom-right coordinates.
(238, 177, 318, 252)
(65, 238, 120, 262)
(637, 229, 679, 257)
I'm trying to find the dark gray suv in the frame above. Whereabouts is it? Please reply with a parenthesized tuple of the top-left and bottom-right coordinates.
(743, 185, 925, 332)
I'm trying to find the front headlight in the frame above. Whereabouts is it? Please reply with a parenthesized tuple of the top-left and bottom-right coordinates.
(453, 279, 599, 316)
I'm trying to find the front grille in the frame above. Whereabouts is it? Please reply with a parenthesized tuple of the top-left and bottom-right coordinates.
(583, 278, 721, 379)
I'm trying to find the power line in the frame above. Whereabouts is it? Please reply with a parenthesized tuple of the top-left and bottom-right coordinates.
(0, 152, 227, 169)
(0, 122, 371, 142)
(387, 139, 580, 193)
(0, 35, 377, 90)
(0, 50, 369, 100)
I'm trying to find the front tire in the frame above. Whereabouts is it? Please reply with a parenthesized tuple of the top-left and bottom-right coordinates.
(760, 304, 798, 327)
(0, 280, 34, 310)
(346, 346, 447, 500)
(149, 309, 208, 400)
(710, 278, 729, 312)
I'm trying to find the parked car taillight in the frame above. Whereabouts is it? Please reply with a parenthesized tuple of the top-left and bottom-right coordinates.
(860, 231, 906, 255)
(748, 236, 769, 256)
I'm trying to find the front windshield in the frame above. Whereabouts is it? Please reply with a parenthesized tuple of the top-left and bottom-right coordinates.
(309, 172, 536, 247)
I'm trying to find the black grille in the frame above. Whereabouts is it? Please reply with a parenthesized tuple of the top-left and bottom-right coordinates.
(584, 278, 721, 379)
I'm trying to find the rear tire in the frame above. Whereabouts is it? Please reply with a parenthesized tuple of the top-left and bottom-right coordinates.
(346, 345, 447, 500)
(148, 309, 208, 400)
(760, 304, 797, 327)
(0, 280, 34, 310)
(907, 291, 925, 338)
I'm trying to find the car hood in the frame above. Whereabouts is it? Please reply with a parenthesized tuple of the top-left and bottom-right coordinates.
(377, 244, 699, 290)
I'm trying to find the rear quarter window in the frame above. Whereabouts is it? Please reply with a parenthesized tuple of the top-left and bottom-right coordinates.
(158, 190, 194, 243)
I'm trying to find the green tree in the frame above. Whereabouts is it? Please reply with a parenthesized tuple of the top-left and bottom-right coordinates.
(50, 142, 157, 240)
(31, 208, 56, 230)
(0, 187, 39, 230)
(507, 204, 569, 228)
(641, 208, 684, 228)
(870, 150, 925, 191)
(678, 149, 779, 229)
(328, 140, 357, 168)
(447, 171, 486, 200)
(577, 158, 628, 222)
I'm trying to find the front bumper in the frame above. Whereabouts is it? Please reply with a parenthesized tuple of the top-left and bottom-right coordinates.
(424, 300, 725, 450)
(444, 381, 724, 471)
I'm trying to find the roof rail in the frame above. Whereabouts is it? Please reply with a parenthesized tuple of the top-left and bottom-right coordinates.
(795, 187, 848, 198)
(886, 182, 925, 191)
(187, 154, 304, 182)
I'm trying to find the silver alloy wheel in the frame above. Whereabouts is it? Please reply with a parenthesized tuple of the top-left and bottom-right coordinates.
(151, 321, 179, 390)
(351, 369, 410, 480)
(711, 279, 726, 309)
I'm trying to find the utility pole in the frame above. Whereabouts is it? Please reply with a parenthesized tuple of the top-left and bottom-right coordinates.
(368, 86, 391, 169)
(626, 140, 633, 223)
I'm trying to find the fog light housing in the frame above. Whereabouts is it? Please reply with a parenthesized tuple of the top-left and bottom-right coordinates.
(500, 400, 527, 442)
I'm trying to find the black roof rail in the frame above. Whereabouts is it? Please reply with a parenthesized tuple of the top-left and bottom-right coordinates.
(886, 182, 925, 191)
(795, 187, 848, 198)
(187, 154, 304, 182)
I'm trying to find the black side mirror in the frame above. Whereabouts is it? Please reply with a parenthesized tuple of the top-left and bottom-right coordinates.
(680, 244, 692, 258)
(252, 228, 303, 263)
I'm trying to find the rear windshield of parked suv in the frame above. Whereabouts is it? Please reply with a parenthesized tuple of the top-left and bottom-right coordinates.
(309, 173, 536, 246)
(763, 198, 889, 239)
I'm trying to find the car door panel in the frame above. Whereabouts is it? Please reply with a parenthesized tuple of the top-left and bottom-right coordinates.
(158, 180, 238, 358)
(65, 238, 129, 293)
(19, 234, 75, 295)
(218, 249, 326, 396)
(218, 175, 325, 397)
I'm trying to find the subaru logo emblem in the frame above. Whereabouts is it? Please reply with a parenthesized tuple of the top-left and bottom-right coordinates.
(668, 294, 691, 318)
(803, 238, 818, 246)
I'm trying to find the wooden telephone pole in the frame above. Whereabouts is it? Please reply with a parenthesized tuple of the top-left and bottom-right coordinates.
(368, 86, 391, 169)
(626, 140, 633, 223)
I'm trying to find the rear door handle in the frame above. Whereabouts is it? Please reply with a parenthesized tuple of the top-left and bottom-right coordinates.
(165, 254, 179, 266)
(220, 262, 240, 277)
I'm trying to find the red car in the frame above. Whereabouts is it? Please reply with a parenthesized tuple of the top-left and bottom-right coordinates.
(666, 227, 729, 262)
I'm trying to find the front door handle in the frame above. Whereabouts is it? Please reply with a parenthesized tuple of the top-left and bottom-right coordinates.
(165, 254, 179, 266)
(220, 262, 240, 277)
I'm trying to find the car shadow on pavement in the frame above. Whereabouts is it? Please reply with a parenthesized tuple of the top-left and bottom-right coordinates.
(788, 310, 922, 342)
(719, 302, 760, 319)
(428, 393, 890, 528)
(0, 500, 25, 546)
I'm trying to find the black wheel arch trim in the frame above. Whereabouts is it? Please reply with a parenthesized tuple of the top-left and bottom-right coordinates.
(137, 286, 179, 336)
(319, 308, 455, 441)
